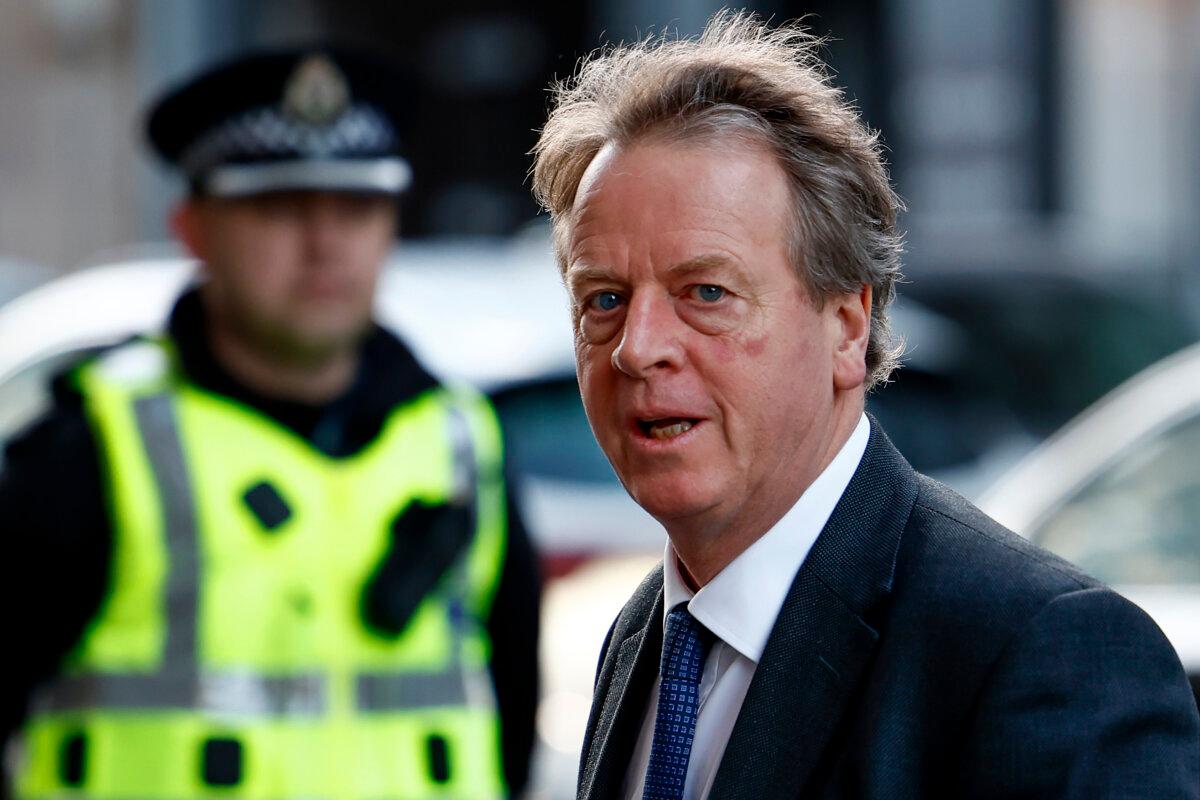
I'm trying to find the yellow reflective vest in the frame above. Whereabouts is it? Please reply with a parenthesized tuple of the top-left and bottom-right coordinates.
(16, 338, 509, 800)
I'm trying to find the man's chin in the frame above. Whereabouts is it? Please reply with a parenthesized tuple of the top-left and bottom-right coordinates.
(265, 324, 369, 365)
(626, 480, 725, 527)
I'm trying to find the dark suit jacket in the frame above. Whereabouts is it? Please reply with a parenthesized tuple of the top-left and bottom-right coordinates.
(578, 421, 1200, 799)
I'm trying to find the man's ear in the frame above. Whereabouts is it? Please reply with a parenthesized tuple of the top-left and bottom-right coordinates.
(831, 284, 871, 391)
(170, 200, 206, 261)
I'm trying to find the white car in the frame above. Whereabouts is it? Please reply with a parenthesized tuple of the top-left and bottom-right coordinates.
(979, 341, 1200, 703)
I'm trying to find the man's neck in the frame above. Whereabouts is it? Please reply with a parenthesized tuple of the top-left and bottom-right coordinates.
(667, 401, 864, 587)
(206, 323, 359, 406)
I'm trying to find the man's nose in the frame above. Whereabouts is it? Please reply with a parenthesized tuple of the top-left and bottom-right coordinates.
(303, 201, 346, 261)
(611, 291, 684, 378)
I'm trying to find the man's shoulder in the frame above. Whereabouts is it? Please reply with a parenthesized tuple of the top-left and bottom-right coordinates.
(886, 471, 1116, 655)
(907, 472, 1097, 595)
(872, 472, 1192, 721)
(2, 339, 134, 463)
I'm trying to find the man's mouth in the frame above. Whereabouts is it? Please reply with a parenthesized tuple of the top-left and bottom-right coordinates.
(637, 418, 699, 441)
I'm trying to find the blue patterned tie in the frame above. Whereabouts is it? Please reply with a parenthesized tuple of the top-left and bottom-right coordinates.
(642, 603, 712, 800)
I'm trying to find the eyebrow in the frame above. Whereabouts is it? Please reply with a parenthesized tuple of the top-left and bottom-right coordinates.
(564, 263, 614, 295)
(565, 252, 752, 295)
(665, 253, 747, 280)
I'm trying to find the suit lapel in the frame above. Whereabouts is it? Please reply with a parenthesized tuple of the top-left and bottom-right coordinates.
(579, 572, 665, 800)
(710, 420, 919, 799)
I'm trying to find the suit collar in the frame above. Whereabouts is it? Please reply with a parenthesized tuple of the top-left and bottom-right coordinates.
(578, 568, 665, 800)
(801, 415, 915, 611)
(709, 417, 919, 798)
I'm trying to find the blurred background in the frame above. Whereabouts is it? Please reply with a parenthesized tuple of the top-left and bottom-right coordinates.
(3, 1, 1200, 797)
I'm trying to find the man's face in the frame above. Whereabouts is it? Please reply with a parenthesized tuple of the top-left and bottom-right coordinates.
(177, 190, 396, 362)
(566, 138, 867, 537)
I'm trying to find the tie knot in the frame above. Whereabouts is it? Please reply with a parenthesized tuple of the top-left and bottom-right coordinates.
(661, 604, 710, 682)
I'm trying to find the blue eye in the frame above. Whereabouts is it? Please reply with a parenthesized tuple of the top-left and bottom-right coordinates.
(589, 291, 623, 312)
(695, 285, 725, 302)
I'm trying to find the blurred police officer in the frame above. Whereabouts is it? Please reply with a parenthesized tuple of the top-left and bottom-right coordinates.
(0, 47, 539, 799)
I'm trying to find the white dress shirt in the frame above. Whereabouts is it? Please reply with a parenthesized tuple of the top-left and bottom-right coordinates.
(621, 413, 870, 800)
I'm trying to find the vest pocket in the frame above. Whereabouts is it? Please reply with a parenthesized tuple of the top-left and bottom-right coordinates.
(241, 480, 293, 532)
(201, 736, 243, 787)
(59, 730, 87, 787)
(426, 732, 452, 784)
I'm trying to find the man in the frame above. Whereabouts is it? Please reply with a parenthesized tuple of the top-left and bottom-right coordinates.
(531, 12, 1199, 799)
(1, 48, 538, 799)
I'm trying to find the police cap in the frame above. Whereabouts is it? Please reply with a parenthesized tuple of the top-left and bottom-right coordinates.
(146, 46, 411, 197)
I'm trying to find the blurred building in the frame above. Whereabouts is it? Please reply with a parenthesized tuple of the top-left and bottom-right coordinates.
(0, 0, 1197, 292)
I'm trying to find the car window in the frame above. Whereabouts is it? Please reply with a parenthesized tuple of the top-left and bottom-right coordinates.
(490, 377, 619, 484)
(908, 277, 1197, 438)
(1032, 412, 1200, 585)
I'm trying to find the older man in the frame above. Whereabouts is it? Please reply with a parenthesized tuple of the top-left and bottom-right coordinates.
(532, 12, 1199, 800)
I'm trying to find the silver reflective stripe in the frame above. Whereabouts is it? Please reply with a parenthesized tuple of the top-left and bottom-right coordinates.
(356, 669, 474, 710)
(39, 672, 326, 716)
(462, 660, 499, 714)
(199, 671, 326, 714)
(444, 402, 476, 507)
(442, 396, 498, 714)
(40, 674, 188, 712)
(133, 394, 199, 667)
(198, 671, 326, 716)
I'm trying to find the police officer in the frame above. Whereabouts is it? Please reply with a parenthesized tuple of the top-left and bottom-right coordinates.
(1, 48, 539, 799)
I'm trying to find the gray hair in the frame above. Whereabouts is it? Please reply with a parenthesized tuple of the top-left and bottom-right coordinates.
(531, 10, 905, 388)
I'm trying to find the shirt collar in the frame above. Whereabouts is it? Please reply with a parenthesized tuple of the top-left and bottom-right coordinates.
(662, 413, 870, 663)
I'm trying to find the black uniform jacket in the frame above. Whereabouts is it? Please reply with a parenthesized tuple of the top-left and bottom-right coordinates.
(579, 420, 1200, 799)
(0, 289, 540, 795)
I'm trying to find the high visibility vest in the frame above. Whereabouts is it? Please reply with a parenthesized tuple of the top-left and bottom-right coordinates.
(16, 338, 510, 800)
